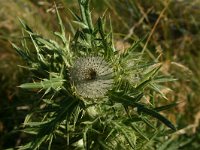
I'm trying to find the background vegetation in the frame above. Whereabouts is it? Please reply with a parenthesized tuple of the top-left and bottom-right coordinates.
(0, 0, 199, 149)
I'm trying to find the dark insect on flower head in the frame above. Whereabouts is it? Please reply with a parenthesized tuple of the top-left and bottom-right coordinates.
(69, 56, 114, 99)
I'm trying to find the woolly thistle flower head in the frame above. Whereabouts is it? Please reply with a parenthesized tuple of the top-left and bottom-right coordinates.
(69, 56, 114, 99)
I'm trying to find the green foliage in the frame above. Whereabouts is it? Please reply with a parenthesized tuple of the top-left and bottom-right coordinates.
(12, 0, 176, 149)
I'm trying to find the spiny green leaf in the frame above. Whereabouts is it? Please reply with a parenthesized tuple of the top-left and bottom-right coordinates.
(55, 6, 65, 38)
(12, 43, 31, 62)
(30, 35, 46, 63)
(36, 37, 60, 50)
(111, 92, 143, 106)
(149, 83, 168, 100)
(68, 8, 82, 22)
(72, 20, 89, 29)
(17, 142, 32, 150)
(19, 78, 65, 90)
(127, 34, 148, 52)
(142, 64, 162, 81)
(136, 78, 152, 91)
(22, 128, 38, 135)
(23, 121, 52, 127)
(153, 76, 177, 83)
(18, 18, 33, 33)
(136, 104, 176, 131)
(154, 102, 178, 112)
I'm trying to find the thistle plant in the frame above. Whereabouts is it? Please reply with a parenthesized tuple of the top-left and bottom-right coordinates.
(12, 0, 176, 149)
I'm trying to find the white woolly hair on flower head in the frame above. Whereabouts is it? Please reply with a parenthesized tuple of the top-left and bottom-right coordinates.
(69, 56, 114, 99)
